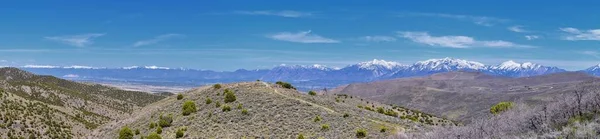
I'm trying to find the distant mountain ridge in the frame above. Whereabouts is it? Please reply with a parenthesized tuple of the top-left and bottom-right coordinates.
(18, 57, 587, 90)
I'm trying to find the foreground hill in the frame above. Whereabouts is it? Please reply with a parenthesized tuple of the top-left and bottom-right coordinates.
(0, 68, 166, 138)
(90, 82, 454, 138)
(332, 71, 598, 122)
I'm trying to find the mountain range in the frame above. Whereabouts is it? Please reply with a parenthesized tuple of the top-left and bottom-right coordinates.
(19, 57, 600, 91)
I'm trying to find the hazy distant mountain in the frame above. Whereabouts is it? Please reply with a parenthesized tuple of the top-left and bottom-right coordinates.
(19, 58, 574, 91)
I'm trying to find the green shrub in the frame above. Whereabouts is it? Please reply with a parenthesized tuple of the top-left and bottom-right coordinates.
(156, 126, 162, 134)
(376, 107, 385, 114)
(158, 114, 173, 127)
(343, 113, 349, 118)
(237, 104, 243, 109)
(213, 84, 222, 89)
(135, 129, 140, 135)
(321, 124, 330, 130)
(224, 89, 236, 103)
(308, 91, 317, 96)
(490, 102, 514, 115)
(276, 81, 296, 90)
(222, 105, 231, 112)
(149, 122, 156, 129)
(147, 132, 161, 139)
(215, 101, 221, 108)
(314, 115, 322, 122)
(118, 126, 134, 139)
(357, 105, 363, 108)
(380, 126, 387, 132)
(297, 133, 305, 139)
(182, 100, 197, 116)
(385, 109, 399, 117)
(241, 109, 249, 115)
(356, 129, 367, 138)
(205, 98, 212, 104)
(175, 128, 185, 138)
(176, 94, 183, 100)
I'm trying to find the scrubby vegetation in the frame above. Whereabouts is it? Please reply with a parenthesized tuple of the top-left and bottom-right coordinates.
(176, 94, 183, 100)
(158, 114, 173, 127)
(205, 97, 212, 104)
(119, 126, 134, 139)
(222, 105, 231, 112)
(224, 89, 236, 103)
(308, 91, 317, 96)
(490, 101, 514, 115)
(276, 81, 296, 90)
(175, 127, 186, 138)
(241, 109, 249, 115)
(321, 124, 330, 130)
(147, 132, 161, 139)
(213, 84, 222, 89)
(182, 100, 197, 116)
(356, 129, 367, 138)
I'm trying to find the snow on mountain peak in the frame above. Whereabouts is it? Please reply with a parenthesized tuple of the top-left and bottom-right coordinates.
(144, 66, 170, 70)
(415, 57, 485, 70)
(122, 66, 140, 69)
(276, 64, 332, 70)
(63, 65, 98, 69)
(494, 60, 541, 70)
(357, 59, 404, 70)
(22, 65, 60, 68)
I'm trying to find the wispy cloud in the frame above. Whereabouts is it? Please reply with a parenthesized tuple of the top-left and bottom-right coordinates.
(44, 33, 105, 47)
(133, 34, 185, 47)
(360, 36, 396, 42)
(398, 31, 533, 48)
(508, 25, 529, 33)
(398, 12, 508, 26)
(581, 51, 600, 58)
(234, 10, 312, 18)
(267, 30, 340, 43)
(525, 35, 540, 40)
(559, 27, 600, 41)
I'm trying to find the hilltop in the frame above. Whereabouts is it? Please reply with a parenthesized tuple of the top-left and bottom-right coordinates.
(332, 71, 599, 122)
(0, 68, 166, 138)
(90, 81, 454, 138)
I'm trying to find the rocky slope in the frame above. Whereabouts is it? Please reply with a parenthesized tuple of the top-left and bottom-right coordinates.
(0, 68, 166, 138)
(90, 81, 454, 139)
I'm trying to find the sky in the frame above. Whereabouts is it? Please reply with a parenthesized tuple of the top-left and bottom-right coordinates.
(1, 0, 600, 71)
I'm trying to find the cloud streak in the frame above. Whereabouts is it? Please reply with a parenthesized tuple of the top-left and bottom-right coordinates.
(559, 27, 600, 41)
(235, 10, 312, 18)
(360, 36, 396, 42)
(508, 25, 529, 33)
(398, 31, 533, 48)
(399, 12, 508, 26)
(133, 34, 185, 47)
(267, 30, 340, 43)
(525, 35, 540, 40)
(44, 33, 105, 47)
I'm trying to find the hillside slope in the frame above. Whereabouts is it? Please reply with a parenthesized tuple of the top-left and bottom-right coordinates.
(90, 82, 455, 139)
(0, 67, 166, 138)
(332, 71, 598, 122)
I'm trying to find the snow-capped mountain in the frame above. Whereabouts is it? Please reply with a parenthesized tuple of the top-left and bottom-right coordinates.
(17, 57, 575, 91)
(486, 60, 566, 77)
(582, 64, 600, 76)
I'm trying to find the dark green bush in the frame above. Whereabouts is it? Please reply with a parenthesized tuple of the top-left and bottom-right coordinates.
(147, 132, 161, 139)
(241, 109, 249, 115)
(222, 105, 231, 112)
(308, 91, 317, 96)
(314, 115, 321, 122)
(321, 124, 330, 130)
(275, 81, 296, 90)
(158, 114, 173, 127)
(356, 129, 367, 138)
(490, 102, 514, 115)
(380, 126, 387, 132)
(149, 122, 156, 129)
(224, 89, 236, 103)
(182, 100, 197, 116)
(135, 129, 140, 135)
(156, 126, 162, 134)
(385, 109, 398, 117)
(176, 94, 183, 100)
(213, 84, 222, 89)
(118, 126, 134, 139)
(237, 104, 243, 109)
(175, 128, 185, 138)
(205, 98, 212, 104)
(377, 107, 385, 114)
(343, 113, 349, 118)
(215, 101, 221, 108)
(297, 133, 304, 139)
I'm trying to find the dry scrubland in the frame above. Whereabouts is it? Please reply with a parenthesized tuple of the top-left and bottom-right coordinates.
(92, 81, 455, 139)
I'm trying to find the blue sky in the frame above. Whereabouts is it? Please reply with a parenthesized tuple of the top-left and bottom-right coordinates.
(1, 0, 600, 71)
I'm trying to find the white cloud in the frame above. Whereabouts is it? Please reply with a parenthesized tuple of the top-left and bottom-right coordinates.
(63, 74, 80, 78)
(559, 27, 600, 41)
(525, 35, 540, 40)
(398, 31, 533, 48)
(508, 25, 529, 33)
(360, 36, 396, 42)
(235, 10, 312, 18)
(22, 65, 60, 68)
(133, 34, 185, 47)
(44, 33, 105, 47)
(581, 51, 600, 58)
(267, 30, 340, 43)
(399, 12, 508, 26)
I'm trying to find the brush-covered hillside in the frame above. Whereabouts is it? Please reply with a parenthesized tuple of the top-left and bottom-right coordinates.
(91, 81, 455, 139)
(0, 67, 167, 138)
